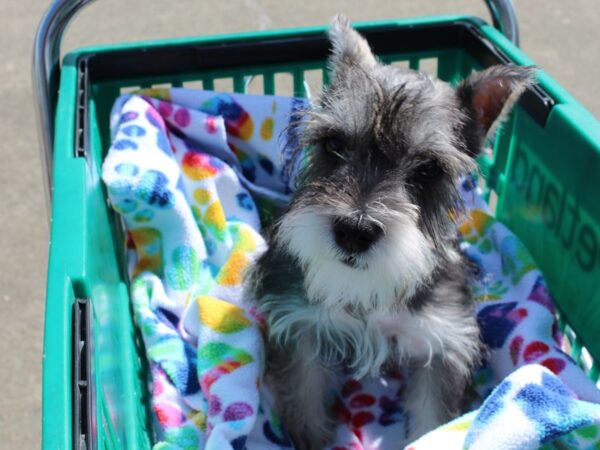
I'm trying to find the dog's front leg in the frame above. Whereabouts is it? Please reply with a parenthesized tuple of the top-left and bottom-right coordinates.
(267, 340, 338, 450)
(403, 357, 465, 445)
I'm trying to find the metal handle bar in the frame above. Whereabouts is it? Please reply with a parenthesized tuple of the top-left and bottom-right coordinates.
(484, 0, 519, 46)
(32, 0, 519, 214)
(33, 0, 95, 215)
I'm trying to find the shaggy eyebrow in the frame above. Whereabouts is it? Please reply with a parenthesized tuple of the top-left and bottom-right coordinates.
(303, 115, 351, 145)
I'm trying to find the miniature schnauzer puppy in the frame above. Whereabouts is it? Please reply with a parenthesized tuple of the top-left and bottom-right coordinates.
(249, 15, 534, 450)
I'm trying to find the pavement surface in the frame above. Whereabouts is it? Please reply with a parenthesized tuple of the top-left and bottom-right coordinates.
(1, 1, 599, 448)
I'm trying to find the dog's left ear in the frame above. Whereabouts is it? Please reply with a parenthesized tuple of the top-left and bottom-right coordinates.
(327, 14, 377, 80)
(456, 64, 536, 155)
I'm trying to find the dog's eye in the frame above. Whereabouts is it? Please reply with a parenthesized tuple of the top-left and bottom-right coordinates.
(323, 137, 346, 160)
(409, 160, 445, 188)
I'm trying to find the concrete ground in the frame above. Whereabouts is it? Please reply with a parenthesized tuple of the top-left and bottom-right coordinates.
(1, 1, 599, 448)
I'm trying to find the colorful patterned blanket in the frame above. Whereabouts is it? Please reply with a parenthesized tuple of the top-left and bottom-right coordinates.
(102, 88, 600, 450)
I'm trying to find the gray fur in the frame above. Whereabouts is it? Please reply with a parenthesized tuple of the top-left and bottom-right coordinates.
(265, 335, 338, 450)
(248, 14, 534, 449)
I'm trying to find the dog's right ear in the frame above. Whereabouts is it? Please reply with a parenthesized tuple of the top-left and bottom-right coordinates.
(327, 14, 377, 80)
(456, 64, 536, 156)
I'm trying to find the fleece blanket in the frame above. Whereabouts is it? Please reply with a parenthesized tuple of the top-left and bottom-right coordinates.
(101, 87, 600, 450)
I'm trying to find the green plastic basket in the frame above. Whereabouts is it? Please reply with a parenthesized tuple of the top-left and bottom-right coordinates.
(39, 13, 600, 450)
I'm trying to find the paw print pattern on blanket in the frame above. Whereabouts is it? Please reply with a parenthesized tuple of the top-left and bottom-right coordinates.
(129, 228, 163, 277)
(200, 93, 254, 141)
(103, 90, 600, 450)
(477, 302, 528, 349)
(197, 341, 254, 392)
(166, 246, 203, 291)
(329, 376, 406, 448)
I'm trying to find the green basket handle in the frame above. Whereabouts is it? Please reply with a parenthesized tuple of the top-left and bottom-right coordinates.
(32, 0, 519, 215)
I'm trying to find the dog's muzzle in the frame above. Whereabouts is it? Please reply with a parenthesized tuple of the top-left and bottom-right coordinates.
(332, 216, 383, 256)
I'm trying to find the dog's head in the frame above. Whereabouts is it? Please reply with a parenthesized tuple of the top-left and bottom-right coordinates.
(276, 15, 534, 308)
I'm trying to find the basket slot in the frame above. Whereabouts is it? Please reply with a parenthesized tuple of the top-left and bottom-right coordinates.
(391, 60, 410, 69)
(580, 347, 600, 384)
(150, 83, 171, 92)
(409, 58, 420, 70)
(558, 315, 599, 384)
(303, 69, 324, 101)
(214, 78, 233, 93)
(419, 58, 438, 76)
(487, 190, 499, 215)
(562, 320, 577, 353)
(120, 86, 139, 94)
(274, 73, 293, 97)
(558, 312, 567, 334)
(72, 298, 93, 450)
(244, 75, 264, 95)
(476, 176, 490, 203)
(183, 80, 203, 90)
(571, 335, 583, 364)
(75, 58, 89, 159)
(171, 80, 183, 88)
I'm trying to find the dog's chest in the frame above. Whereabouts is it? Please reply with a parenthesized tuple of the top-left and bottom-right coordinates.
(317, 306, 438, 377)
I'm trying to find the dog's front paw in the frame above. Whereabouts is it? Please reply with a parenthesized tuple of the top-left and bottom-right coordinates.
(405, 418, 441, 446)
(266, 343, 339, 449)
(287, 422, 336, 450)
(279, 398, 336, 450)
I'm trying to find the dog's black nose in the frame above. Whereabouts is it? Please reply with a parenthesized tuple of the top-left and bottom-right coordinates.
(332, 216, 383, 254)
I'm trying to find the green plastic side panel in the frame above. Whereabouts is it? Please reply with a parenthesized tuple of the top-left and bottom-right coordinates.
(478, 25, 600, 365)
(43, 57, 152, 450)
(43, 58, 79, 450)
(499, 105, 600, 363)
(44, 15, 600, 450)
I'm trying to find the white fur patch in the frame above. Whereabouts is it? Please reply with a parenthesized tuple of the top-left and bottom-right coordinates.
(381, 308, 480, 378)
(263, 292, 478, 380)
(276, 206, 436, 310)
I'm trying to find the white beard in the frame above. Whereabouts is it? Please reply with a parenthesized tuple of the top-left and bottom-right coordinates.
(276, 206, 437, 310)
